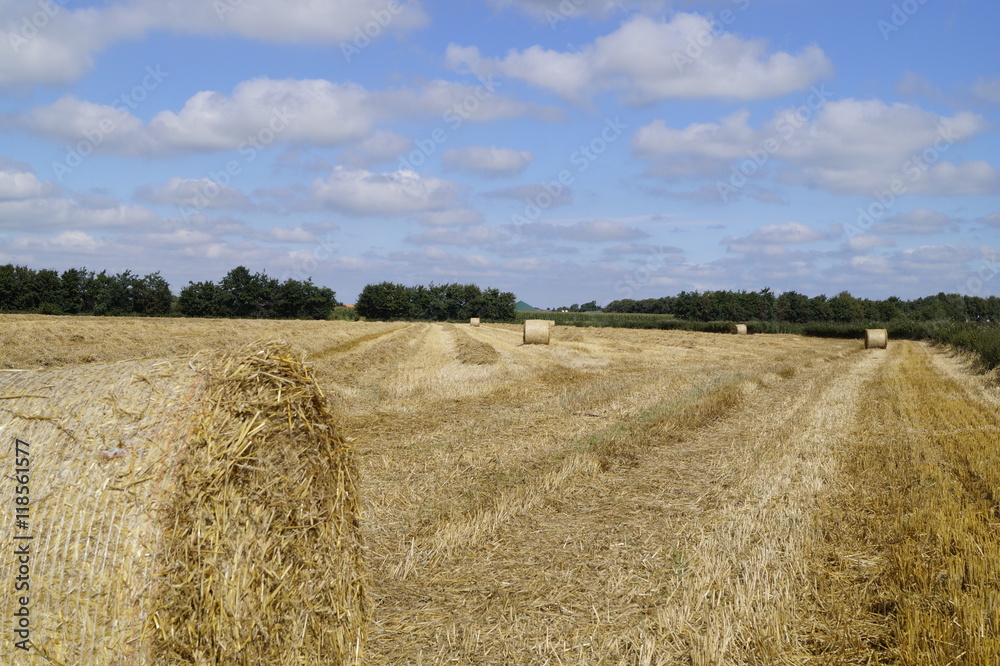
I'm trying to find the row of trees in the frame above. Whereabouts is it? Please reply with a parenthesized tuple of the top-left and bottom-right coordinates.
(355, 282, 516, 321)
(0, 264, 172, 315)
(0, 264, 338, 319)
(603, 289, 1000, 323)
(178, 267, 337, 319)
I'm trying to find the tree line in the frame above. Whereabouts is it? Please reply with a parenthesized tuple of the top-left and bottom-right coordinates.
(0, 264, 338, 319)
(355, 282, 516, 321)
(604, 289, 1000, 323)
(0, 264, 172, 315)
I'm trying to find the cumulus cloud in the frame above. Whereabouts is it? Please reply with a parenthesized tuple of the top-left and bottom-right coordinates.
(877, 209, 955, 235)
(447, 13, 832, 105)
(514, 220, 648, 242)
(340, 130, 414, 168)
(308, 166, 460, 215)
(415, 209, 485, 227)
(136, 177, 252, 210)
(979, 211, 1000, 228)
(845, 235, 895, 252)
(0, 197, 159, 231)
(970, 76, 1000, 104)
(405, 225, 503, 246)
(633, 98, 1000, 196)
(729, 221, 828, 246)
(4, 77, 560, 156)
(441, 146, 533, 177)
(0, 0, 428, 89)
(0, 161, 56, 199)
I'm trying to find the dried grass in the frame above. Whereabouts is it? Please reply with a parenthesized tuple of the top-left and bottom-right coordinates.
(0, 341, 366, 665)
(449, 325, 500, 365)
(810, 342, 1000, 663)
(865, 328, 888, 349)
(523, 319, 550, 345)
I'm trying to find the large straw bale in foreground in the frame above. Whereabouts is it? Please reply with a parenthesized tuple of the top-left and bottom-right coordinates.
(523, 319, 550, 345)
(0, 342, 366, 665)
(731, 324, 747, 335)
(865, 328, 888, 349)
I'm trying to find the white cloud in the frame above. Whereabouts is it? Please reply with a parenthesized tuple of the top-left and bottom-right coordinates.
(515, 220, 648, 242)
(743, 222, 828, 244)
(255, 226, 318, 243)
(970, 76, 1000, 104)
(415, 209, 485, 227)
(845, 235, 895, 252)
(979, 211, 1000, 228)
(0, 0, 428, 89)
(136, 177, 252, 210)
(634, 99, 1000, 196)
(448, 13, 832, 104)
(633, 111, 758, 162)
(309, 167, 460, 215)
(405, 225, 503, 245)
(877, 209, 954, 235)
(0, 161, 56, 199)
(340, 130, 414, 168)
(441, 146, 533, 177)
(9, 230, 110, 254)
(146, 79, 374, 153)
(849, 255, 893, 275)
(0, 197, 159, 231)
(5, 77, 559, 156)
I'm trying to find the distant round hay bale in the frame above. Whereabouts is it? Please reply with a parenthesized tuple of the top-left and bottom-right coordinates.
(523, 319, 550, 345)
(865, 328, 888, 349)
(470, 317, 480, 327)
(547, 320, 556, 327)
(731, 324, 747, 335)
(0, 342, 367, 664)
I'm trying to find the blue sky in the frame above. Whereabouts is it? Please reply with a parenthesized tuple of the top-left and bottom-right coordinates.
(0, 0, 998, 308)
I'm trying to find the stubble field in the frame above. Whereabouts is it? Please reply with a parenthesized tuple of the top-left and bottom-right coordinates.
(1, 314, 998, 664)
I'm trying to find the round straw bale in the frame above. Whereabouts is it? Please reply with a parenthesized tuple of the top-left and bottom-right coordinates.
(731, 324, 747, 335)
(865, 328, 888, 349)
(523, 319, 550, 345)
(0, 342, 367, 665)
(547, 320, 556, 327)
(470, 317, 480, 327)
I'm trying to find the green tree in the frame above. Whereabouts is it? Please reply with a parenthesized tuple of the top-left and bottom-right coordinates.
(355, 282, 412, 320)
(178, 281, 227, 317)
(828, 291, 865, 323)
(219, 266, 278, 318)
